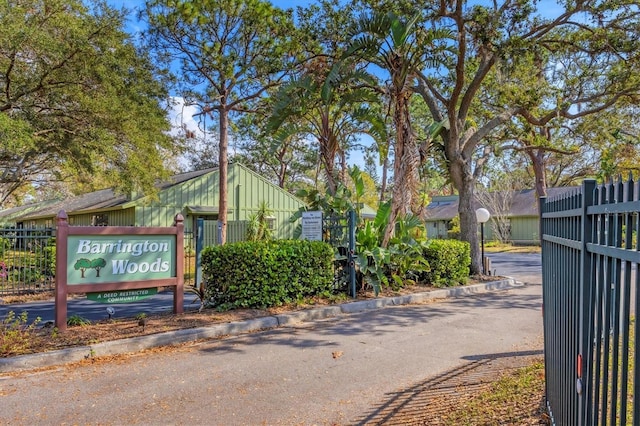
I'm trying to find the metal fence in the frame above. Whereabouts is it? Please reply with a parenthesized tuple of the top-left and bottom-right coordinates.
(1, 214, 353, 297)
(323, 211, 356, 297)
(183, 230, 195, 288)
(0, 227, 55, 295)
(541, 178, 640, 425)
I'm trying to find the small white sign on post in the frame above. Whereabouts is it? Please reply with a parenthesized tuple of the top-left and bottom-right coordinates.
(301, 211, 323, 241)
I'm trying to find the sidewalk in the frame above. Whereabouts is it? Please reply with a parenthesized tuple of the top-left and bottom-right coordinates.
(1, 278, 519, 373)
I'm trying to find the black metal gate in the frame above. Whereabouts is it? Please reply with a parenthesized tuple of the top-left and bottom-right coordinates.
(541, 178, 640, 425)
(323, 210, 356, 297)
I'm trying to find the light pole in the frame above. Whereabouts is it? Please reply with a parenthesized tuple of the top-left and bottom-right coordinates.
(475, 207, 491, 275)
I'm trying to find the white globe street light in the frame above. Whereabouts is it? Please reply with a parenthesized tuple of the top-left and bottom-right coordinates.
(475, 208, 491, 275)
(475, 208, 490, 224)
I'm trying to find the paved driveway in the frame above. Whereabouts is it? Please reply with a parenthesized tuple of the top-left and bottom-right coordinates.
(488, 252, 542, 284)
(0, 253, 543, 425)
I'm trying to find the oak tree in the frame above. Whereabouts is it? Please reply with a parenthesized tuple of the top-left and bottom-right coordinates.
(0, 0, 176, 207)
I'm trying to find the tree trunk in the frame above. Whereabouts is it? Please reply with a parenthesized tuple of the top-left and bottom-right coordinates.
(277, 145, 287, 189)
(278, 161, 286, 189)
(339, 148, 348, 188)
(320, 112, 338, 196)
(382, 93, 417, 247)
(218, 107, 229, 245)
(529, 149, 548, 198)
(450, 158, 482, 275)
(379, 155, 389, 203)
(320, 135, 338, 196)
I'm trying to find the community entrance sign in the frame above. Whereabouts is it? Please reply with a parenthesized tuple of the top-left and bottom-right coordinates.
(66, 235, 176, 284)
(55, 210, 184, 330)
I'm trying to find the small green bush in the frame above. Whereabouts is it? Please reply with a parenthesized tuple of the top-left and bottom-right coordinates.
(67, 314, 91, 327)
(0, 237, 10, 254)
(1, 311, 41, 356)
(202, 240, 334, 310)
(9, 268, 43, 284)
(421, 239, 470, 287)
(43, 240, 56, 277)
(447, 216, 461, 239)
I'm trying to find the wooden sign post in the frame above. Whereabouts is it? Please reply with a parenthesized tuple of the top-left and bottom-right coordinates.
(55, 210, 184, 331)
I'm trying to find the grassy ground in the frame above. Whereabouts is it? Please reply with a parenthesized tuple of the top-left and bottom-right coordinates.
(440, 360, 548, 425)
(484, 242, 541, 254)
(352, 353, 548, 425)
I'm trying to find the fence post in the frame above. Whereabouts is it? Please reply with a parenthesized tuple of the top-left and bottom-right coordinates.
(55, 210, 69, 331)
(538, 193, 549, 419)
(195, 218, 204, 289)
(173, 214, 184, 314)
(579, 179, 596, 425)
(348, 210, 356, 298)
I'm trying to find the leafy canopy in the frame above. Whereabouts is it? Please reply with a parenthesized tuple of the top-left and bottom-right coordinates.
(0, 0, 176, 207)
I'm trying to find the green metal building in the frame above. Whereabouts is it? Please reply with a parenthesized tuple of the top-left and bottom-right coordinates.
(424, 187, 577, 245)
(4, 163, 306, 245)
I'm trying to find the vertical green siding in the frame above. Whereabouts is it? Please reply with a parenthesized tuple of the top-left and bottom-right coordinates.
(9, 164, 305, 239)
(23, 218, 53, 228)
(135, 206, 184, 227)
(131, 163, 304, 239)
(483, 221, 496, 241)
(510, 216, 540, 244)
(227, 163, 305, 239)
(153, 170, 220, 211)
(426, 220, 449, 239)
(200, 220, 249, 247)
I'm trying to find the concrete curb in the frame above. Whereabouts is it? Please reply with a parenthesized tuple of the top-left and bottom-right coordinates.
(0, 278, 518, 373)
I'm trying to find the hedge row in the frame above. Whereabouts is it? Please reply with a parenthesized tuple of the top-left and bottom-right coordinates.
(421, 239, 471, 287)
(201, 240, 334, 310)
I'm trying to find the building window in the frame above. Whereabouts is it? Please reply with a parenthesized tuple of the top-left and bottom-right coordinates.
(92, 214, 109, 226)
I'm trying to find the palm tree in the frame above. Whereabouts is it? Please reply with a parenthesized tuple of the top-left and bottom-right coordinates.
(344, 11, 448, 246)
(268, 58, 380, 196)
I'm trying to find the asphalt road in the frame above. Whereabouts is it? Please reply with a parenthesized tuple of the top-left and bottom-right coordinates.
(0, 253, 543, 425)
(486, 252, 542, 283)
(0, 252, 541, 323)
(0, 287, 201, 323)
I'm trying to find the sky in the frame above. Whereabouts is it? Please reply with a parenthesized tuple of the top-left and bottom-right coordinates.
(106, 0, 321, 143)
(104, 0, 375, 172)
(104, 0, 568, 173)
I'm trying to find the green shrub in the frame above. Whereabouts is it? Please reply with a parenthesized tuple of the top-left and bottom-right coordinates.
(43, 239, 56, 277)
(245, 201, 274, 241)
(9, 267, 44, 284)
(0, 237, 10, 254)
(1, 311, 41, 356)
(447, 215, 461, 239)
(421, 239, 471, 287)
(202, 240, 334, 310)
(67, 314, 91, 327)
(388, 214, 430, 289)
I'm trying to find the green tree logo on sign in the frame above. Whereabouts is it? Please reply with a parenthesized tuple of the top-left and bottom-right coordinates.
(74, 258, 91, 278)
(74, 258, 107, 278)
(91, 258, 107, 277)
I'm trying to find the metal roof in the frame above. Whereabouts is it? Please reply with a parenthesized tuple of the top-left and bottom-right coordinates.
(11, 168, 217, 221)
(424, 187, 578, 220)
